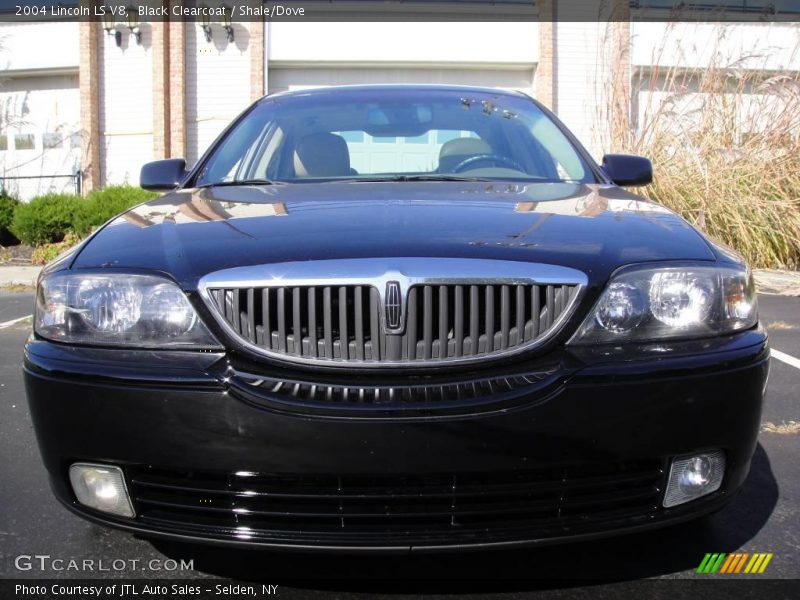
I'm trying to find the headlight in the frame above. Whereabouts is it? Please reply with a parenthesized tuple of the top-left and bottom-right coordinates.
(35, 273, 220, 348)
(570, 265, 757, 344)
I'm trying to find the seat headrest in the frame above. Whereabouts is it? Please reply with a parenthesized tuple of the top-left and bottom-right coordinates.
(438, 137, 492, 172)
(293, 132, 351, 177)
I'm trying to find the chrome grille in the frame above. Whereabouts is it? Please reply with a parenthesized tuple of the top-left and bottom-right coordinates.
(207, 283, 578, 364)
(199, 258, 586, 367)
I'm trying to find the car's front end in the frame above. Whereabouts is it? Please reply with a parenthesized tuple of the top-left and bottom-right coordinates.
(24, 86, 768, 552)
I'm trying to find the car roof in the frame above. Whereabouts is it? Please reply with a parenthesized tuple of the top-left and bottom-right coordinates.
(264, 84, 531, 102)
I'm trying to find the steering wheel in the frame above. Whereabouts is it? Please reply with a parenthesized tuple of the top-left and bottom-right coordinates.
(451, 154, 526, 174)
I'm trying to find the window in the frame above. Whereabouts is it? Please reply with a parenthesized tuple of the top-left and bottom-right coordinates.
(14, 134, 35, 150)
(436, 130, 462, 145)
(404, 133, 430, 144)
(0, 134, 7, 151)
(43, 133, 63, 149)
(337, 130, 365, 143)
(196, 88, 595, 185)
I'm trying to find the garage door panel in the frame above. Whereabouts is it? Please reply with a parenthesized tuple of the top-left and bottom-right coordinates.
(267, 67, 535, 96)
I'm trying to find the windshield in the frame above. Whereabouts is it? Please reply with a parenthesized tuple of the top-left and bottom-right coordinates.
(193, 88, 598, 186)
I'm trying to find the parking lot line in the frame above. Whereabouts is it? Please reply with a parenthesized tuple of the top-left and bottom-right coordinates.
(772, 349, 800, 370)
(0, 315, 31, 329)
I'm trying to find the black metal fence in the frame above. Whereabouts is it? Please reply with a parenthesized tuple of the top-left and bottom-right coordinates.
(0, 171, 82, 197)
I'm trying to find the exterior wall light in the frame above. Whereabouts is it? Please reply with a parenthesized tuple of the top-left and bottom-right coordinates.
(199, 10, 213, 43)
(102, 12, 122, 47)
(221, 5, 235, 43)
(125, 7, 142, 45)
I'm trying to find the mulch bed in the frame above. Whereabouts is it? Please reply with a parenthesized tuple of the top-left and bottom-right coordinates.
(0, 243, 34, 265)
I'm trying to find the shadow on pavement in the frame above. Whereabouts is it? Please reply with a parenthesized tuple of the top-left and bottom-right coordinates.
(150, 444, 778, 591)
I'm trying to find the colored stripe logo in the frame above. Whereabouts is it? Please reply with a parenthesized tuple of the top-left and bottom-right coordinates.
(697, 552, 773, 574)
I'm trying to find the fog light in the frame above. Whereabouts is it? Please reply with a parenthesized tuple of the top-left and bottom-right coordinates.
(69, 463, 135, 518)
(663, 451, 725, 507)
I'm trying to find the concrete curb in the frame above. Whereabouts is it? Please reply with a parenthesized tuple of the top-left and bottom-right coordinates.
(754, 269, 800, 297)
(0, 266, 41, 287)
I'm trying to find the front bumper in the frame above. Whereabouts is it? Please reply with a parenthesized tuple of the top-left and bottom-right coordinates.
(24, 329, 769, 552)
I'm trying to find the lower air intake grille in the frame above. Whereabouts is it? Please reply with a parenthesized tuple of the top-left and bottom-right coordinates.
(227, 365, 561, 416)
(234, 369, 557, 406)
(128, 461, 665, 545)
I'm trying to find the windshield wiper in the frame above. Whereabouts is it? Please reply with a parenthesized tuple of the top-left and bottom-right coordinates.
(197, 178, 284, 189)
(351, 174, 493, 183)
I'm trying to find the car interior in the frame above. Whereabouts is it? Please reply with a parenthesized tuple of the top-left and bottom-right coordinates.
(292, 132, 355, 178)
(280, 128, 553, 180)
(290, 133, 519, 178)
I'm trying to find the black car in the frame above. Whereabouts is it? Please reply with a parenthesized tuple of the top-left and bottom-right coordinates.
(25, 85, 768, 552)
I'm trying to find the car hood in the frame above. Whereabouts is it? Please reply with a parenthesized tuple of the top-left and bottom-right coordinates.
(70, 181, 716, 289)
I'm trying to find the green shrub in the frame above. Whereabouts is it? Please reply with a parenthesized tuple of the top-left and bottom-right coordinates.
(0, 193, 20, 245)
(72, 185, 157, 236)
(10, 194, 80, 246)
(6, 186, 157, 247)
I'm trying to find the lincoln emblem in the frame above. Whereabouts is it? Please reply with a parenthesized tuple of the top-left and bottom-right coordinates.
(384, 281, 403, 332)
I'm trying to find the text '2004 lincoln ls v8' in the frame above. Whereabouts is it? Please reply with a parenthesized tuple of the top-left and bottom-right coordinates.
(25, 85, 768, 552)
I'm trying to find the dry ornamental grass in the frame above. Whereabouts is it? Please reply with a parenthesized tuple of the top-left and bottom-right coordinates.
(613, 26, 800, 269)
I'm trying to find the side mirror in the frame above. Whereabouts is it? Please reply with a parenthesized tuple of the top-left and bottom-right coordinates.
(140, 159, 188, 192)
(601, 154, 653, 187)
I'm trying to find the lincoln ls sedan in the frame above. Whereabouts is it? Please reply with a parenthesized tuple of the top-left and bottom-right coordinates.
(25, 85, 768, 552)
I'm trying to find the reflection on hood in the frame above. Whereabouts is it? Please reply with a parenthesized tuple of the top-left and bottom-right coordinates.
(78, 181, 715, 289)
(514, 185, 671, 218)
(117, 182, 670, 231)
(121, 198, 288, 228)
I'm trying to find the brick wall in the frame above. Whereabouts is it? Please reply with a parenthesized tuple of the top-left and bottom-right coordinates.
(152, 21, 170, 160)
(250, 20, 265, 102)
(78, 19, 100, 194)
(535, 0, 554, 110)
(168, 20, 187, 160)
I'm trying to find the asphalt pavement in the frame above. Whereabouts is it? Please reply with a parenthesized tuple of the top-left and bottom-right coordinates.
(0, 290, 798, 595)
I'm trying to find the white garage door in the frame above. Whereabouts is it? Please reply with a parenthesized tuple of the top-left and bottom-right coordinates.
(185, 23, 252, 165)
(267, 67, 535, 97)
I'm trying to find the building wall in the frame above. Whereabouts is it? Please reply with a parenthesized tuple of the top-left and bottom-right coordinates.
(631, 21, 800, 139)
(0, 74, 80, 198)
(631, 21, 800, 71)
(0, 21, 80, 198)
(0, 21, 79, 72)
